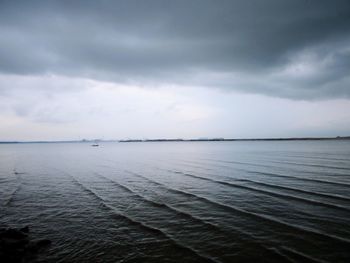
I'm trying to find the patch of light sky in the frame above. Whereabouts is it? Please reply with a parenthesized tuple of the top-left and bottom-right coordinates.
(1, 75, 350, 141)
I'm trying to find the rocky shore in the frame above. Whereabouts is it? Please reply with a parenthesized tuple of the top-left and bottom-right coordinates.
(0, 226, 51, 262)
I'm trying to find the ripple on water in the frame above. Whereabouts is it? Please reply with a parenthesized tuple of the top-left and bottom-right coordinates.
(1, 141, 350, 262)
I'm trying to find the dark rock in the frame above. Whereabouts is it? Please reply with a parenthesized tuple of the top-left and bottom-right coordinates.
(27, 239, 51, 253)
(20, 226, 29, 233)
(0, 228, 28, 239)
(0, 227, 51, 263)
(1, 236, 29, 248)
(26, 242, 39, 253)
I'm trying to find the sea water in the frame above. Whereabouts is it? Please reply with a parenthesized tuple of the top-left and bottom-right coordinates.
(1, 141, 349, 262)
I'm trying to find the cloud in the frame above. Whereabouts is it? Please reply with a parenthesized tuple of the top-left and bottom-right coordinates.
(0, 0, 350, 99)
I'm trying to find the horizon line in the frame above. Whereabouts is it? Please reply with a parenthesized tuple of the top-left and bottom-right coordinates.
(1, 136, 350, 144)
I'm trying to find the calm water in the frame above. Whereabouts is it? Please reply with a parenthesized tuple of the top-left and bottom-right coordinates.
(1, 141, 350, 262)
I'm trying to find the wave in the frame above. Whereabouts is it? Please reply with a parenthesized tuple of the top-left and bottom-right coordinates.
(92, 172, 290, 259)
(266, 160, 350, 172)
(93, 172, 223, 232)
(235, 178, 350, 202)
(199, 157, 350, 179)
(176, 159, 350, 188)
(278, 246, 327, 263)
(163, 168, 350, 212)
(170, 164, 350, 203)
(249, 170, 350, 188)
(126, 170, 350, 245)
(3, 182, 22, 206)
(200, 157, 276, 169)
(275, 154, 350, 163)
(67, 172, 221, 263)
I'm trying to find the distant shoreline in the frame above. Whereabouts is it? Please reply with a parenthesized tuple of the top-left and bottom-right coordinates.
(119, 136, 350, 142)
(1, 136, 350, 144)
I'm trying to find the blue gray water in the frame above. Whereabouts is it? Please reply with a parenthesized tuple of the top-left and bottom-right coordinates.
(1, 141, 350, 262)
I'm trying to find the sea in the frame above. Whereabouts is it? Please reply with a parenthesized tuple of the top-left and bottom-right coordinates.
(1, 140, 350, 262)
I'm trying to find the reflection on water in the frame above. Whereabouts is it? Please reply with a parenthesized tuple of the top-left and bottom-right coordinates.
(1, 141, 350, 262)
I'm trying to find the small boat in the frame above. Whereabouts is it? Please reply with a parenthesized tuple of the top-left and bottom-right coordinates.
(90, 139, 100, 146)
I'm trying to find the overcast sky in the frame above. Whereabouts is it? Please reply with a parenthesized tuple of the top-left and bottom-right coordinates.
(1, 0, 350, 140)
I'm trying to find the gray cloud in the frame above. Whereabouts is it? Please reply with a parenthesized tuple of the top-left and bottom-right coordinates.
(0, 0, 350, 99)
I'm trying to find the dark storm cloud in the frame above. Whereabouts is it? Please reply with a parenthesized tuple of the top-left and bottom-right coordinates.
(0, 0, 350, 99)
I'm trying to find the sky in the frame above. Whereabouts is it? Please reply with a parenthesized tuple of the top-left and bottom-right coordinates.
(0, 0, 350, 141)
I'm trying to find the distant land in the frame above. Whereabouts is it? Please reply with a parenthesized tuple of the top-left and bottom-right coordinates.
(119, 136, 350, 142)
(1, 136, 350, 144)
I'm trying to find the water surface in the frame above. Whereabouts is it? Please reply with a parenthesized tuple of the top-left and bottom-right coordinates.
(1, 141, 350, 262)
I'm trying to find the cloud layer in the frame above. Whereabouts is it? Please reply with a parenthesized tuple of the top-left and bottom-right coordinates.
(1, 0, 350, 99)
